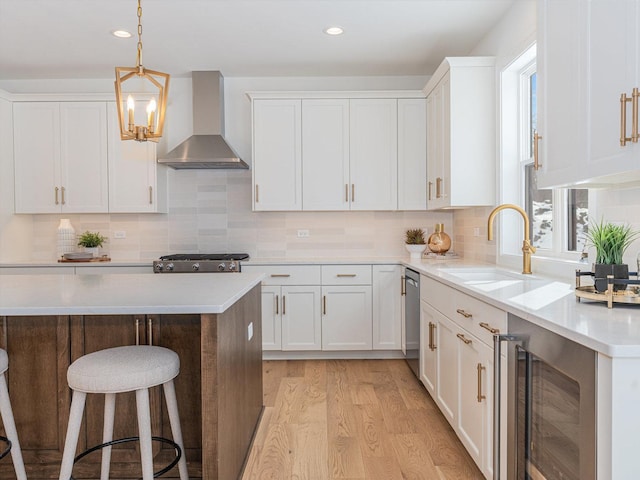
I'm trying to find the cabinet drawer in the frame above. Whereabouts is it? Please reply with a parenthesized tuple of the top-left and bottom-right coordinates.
(451, 290, 506, 346)
(420, 274, 453, 317)
(321, 265, 372, 285)
(241, 265, 321, 285)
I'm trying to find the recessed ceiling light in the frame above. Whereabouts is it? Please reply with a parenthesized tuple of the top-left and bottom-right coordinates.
(324, 26, 344, 36)
(112, 30, 132, 38)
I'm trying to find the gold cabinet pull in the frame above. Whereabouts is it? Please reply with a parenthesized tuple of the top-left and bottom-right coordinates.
(428, 181, 433, 201)
(456, 333, 472, 345)
(270, 274, 291, 278)
(428, 321, 437, 351)
(477, 363, 486, 403)
(135, 318, 140, 345)
(533, 131, 543, 170)
(149, 186, 153, 205)
(55, 187, 60, 205)
(621, 93, 633, 146)
(633, 87, 639, 143)
(147, 317, 153, 345)
(61, 186, 66, 205)
(456, 308, 472, 319)
(479, 322, 500, 334)
(275, 295, 279, 315)
(345, 184, 349, 202)
(436, 177, 442, 198)
(336, 274, 356, 278)
(323, 295, 327, 315)
(282, 295, 286, 315)
(255, 184, 259, 203)
(351, 184, 355, 202)
(401, 276, 406, 296)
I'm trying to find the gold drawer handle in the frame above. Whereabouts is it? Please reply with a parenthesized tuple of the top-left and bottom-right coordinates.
(428, 322, 437, 351)
(275, 295, 279, 315)
(337, 274, 356, 278)
(323, 295, 327, 315)
(456, 333, 472, 345)
(270, 274, 291, 278)
(456, 308, 472, 318)
(479, 322, 500, 334)
(477, 363, 486, 403)
(533, 131, 542, 170)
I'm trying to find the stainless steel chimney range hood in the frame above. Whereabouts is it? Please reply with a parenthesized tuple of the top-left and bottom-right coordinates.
(158, 71, 248, 169)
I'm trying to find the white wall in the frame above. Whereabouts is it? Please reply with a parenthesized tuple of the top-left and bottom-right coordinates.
(0, 74, 457, 262)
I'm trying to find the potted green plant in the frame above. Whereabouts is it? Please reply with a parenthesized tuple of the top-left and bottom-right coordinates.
(586, 220, 639, 292)
(77, 231, 107, 258)
(405, 228, 426, 259)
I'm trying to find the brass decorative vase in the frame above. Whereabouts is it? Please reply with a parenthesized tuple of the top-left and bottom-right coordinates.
(427, 223, 451, 254)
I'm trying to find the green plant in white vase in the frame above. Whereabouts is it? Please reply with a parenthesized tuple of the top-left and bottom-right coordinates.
(405, 228, 426, 259)
(77, 231, 107, 257)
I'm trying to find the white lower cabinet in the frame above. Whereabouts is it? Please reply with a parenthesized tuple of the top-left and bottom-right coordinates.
(281, 286, 322, 350)
(321, 285, 372, 350)
(260, 285, 283, 350)
(372, 264, 402, 350)
(420, 274, 506, 479)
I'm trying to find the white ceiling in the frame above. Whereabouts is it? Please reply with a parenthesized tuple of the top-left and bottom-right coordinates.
(0, 0, 517, 80)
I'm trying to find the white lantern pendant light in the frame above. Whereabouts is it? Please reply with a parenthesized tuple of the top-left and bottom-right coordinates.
(114, 0, 169, 142)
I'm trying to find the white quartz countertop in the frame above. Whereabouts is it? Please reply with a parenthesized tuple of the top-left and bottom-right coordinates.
(403, 259, 640, 358)
(0, 272, 264, 316)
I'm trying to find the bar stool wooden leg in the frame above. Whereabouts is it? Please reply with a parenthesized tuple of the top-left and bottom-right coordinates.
(100, 392, 116, 480)
(135, 388, 154, 480)
(163, 380, 189, 480)
(59, 391, 87, 480)
(0, 373, 27, 480)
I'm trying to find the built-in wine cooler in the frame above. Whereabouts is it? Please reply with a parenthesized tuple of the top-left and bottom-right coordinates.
(494, 314, 596, 480)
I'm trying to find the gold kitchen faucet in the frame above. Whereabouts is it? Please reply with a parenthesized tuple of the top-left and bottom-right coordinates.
(487, 204, 536, 274)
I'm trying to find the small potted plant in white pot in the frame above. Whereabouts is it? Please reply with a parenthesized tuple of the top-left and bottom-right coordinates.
(405, 228, 426, 259)
(77, 231, 107, 258)
(586, 220, 639, 292)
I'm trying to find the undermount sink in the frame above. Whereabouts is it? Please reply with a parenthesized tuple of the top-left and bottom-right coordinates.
(440, 267, 525, 283)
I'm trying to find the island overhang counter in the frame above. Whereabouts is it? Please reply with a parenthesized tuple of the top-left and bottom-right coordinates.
(0, 272, 265, 480)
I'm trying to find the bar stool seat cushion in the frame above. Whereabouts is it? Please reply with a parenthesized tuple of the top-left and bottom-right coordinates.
(0, 349, 7, 376)
(67, 346, 179, 394)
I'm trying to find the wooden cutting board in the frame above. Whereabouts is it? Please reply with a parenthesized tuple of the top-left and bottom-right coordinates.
(57, 256, 111, 263)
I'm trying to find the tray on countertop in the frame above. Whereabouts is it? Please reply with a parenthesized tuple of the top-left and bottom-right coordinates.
(575, 270, 640, 308)
(58, 255, 111, 263)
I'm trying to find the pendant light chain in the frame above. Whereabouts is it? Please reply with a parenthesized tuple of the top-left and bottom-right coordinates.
(136, 0, 143, 70)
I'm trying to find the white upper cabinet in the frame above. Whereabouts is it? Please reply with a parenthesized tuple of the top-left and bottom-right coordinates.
(423, 57, 496, 210)
(398, 98, 427, 210)
(349, 99, 398, 210)
(107, 103, 166, 213)
(249, 92, 425, 212)
(252, 99, 302, 211)
(301, 99, 350, 210)
(14, 102, 108, 214)
(538, 0, 640, 187)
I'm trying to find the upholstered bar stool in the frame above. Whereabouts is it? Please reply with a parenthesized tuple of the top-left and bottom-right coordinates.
(0, 349, 27, 480)
(58, 346, 189, 480)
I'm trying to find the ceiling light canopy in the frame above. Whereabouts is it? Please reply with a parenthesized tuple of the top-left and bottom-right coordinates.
(114, 0, 169, 142)
(111, 30, 132, 38)
(324, 26, 344, 36)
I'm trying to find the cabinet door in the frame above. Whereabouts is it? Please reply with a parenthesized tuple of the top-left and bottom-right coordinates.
(260, 285, 282, 350)
(252, 99, 302, 211)
(436, 313, 458, 426)
(0, 316, 70, 479)
(13, 102, 61, 214)
(60, 102, 109, 213)
(349, 99, 398, 210)
(321, 285, 372, 350)
(456, 329, 490, 473)
(419, 301, 438, 397)
(372, 265, 402, 350)
(281, 286, 321, 350)
(426, 79, 447, 210)
(397, 98, 427, 210)
(107, 103, 164, 213)
(302, 99, 350, 210)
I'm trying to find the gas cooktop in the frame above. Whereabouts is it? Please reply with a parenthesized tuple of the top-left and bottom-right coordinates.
(153, 253, 249, 273)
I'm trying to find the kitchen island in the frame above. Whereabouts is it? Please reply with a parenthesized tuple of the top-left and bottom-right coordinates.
(0, 272, 264, 480)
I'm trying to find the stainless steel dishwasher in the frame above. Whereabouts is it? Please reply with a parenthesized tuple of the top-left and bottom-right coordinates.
(404, 268, 420, 377)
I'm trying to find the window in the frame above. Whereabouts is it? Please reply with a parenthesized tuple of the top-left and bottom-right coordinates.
(501, 45, 589, 264)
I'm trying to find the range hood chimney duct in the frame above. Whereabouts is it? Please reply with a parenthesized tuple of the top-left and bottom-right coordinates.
(158, 71, 248, 169)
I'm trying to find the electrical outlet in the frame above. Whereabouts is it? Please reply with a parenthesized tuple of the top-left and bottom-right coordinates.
(297, 229, 310, 238)
(248, 322, 254, 341)
(114, 230, 126, 239)
(473, 227, 480, 237)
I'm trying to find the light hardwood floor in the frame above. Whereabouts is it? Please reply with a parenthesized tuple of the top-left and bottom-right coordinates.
(242, 359, 483, 480)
